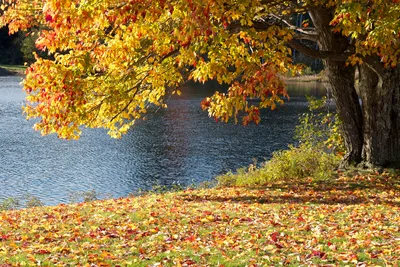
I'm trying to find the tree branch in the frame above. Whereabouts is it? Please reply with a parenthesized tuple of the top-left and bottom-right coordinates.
(293, 32, 318, 42)
(287, 39, 352, 61)
(267, 13, 318, 37)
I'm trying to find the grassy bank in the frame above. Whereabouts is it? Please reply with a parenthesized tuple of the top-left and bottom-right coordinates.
(0, 172, 399, 266)
(0, 65, 26, 75)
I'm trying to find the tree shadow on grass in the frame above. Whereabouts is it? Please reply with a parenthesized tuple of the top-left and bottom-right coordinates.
(183, 174, 400, 207)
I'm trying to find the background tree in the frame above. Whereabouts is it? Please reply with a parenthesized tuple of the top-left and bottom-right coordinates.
(19, 30, 40, 64)
(0, 0, 399, 168)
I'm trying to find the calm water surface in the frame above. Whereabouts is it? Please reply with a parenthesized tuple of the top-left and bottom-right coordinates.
(0, 76, 326, 206)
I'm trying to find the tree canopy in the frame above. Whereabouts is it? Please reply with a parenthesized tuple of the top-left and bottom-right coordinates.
(1, 0, 400, 166)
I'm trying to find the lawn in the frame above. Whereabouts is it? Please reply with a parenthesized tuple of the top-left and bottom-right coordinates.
(0, 172, 399, 266)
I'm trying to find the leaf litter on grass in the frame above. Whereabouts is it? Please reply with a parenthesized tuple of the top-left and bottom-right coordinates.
(0, 172, 399, 266)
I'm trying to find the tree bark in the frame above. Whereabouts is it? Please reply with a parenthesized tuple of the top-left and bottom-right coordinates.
(359, 63, 400, 167)
(309, 8, 364, 167)
(308, 8, 400, 168)
(325, 62, 363, 167)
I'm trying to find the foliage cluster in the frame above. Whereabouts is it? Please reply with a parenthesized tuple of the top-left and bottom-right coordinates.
(0, 0, 398, 140)
(217, 97, 343, 186)
(0, 173, 399, 266)
(1, 0, 400, 168)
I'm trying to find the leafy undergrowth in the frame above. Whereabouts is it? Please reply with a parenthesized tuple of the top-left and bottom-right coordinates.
(0, 173, 399, 266)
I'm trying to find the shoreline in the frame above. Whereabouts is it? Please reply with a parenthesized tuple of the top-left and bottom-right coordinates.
(0, 66, 26, 76)
(0, 65, 327, 82)
(283, 73, 327, 83)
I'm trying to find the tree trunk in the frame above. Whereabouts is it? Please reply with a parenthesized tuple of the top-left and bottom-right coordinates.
(309, 8, 364, 167)
(358, 64, 400, 167)
(325, 62, 363, 167)
(309, 7, 400, 168)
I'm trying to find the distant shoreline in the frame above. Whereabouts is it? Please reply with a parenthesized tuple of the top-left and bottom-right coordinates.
(0, 66, 26, 76)
(0, 65, 327, 82)
(283, 73, 327, 83)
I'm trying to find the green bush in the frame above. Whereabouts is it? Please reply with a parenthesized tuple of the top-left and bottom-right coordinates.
(0, 198, 21, 211)
(217, 96, 343, 187)
(24, 195, 44, 208)
(217, 144, 340, 186)
(69, 190, 100, 203)
(0, 195, 44, 210)
(295, 96, 345, 155)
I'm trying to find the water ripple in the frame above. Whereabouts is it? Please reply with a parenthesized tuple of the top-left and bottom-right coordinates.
(0, 76, 326, 206)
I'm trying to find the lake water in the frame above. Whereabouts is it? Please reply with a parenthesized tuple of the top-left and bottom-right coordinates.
(0, 76, 326, 206)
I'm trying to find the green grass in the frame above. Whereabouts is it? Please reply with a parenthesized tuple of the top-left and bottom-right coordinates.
(0, 171, 399, 266)
(0, 64, 27, 73)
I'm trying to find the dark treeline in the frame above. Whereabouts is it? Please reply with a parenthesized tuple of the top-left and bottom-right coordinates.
(0, 27, 23, 65)
(0, 26, 37, 65)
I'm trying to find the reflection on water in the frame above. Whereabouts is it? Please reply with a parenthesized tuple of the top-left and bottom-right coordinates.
(0, 76, 327, 206)
(286, 81, 327, 97)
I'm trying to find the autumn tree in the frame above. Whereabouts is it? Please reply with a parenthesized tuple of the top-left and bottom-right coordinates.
(0, 0, 399, 168)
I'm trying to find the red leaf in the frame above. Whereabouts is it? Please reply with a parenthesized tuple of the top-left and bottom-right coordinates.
(269, 220, 282, 227)
(36, 249, 51, 254)
(45, 14, 53, 23)
(270, 232, 279, 242)
(296, 216, 305, 222)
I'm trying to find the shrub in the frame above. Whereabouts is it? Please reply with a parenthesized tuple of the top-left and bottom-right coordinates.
(69, 190, 100, 203)
(0, 195, 44, 210)
(295, 96, 345, 155)
(217, 96, 343, 187)
(24, 195, 44, 208)
(217, 144, 340, 186)
(0, 198, 21, 211)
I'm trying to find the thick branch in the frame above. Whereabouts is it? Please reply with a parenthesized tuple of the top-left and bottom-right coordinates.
(287, 39, 352, 61)
(226, 20, 272, 33)
(226, 19, 350, 61)
(293, 32, 318, 42)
